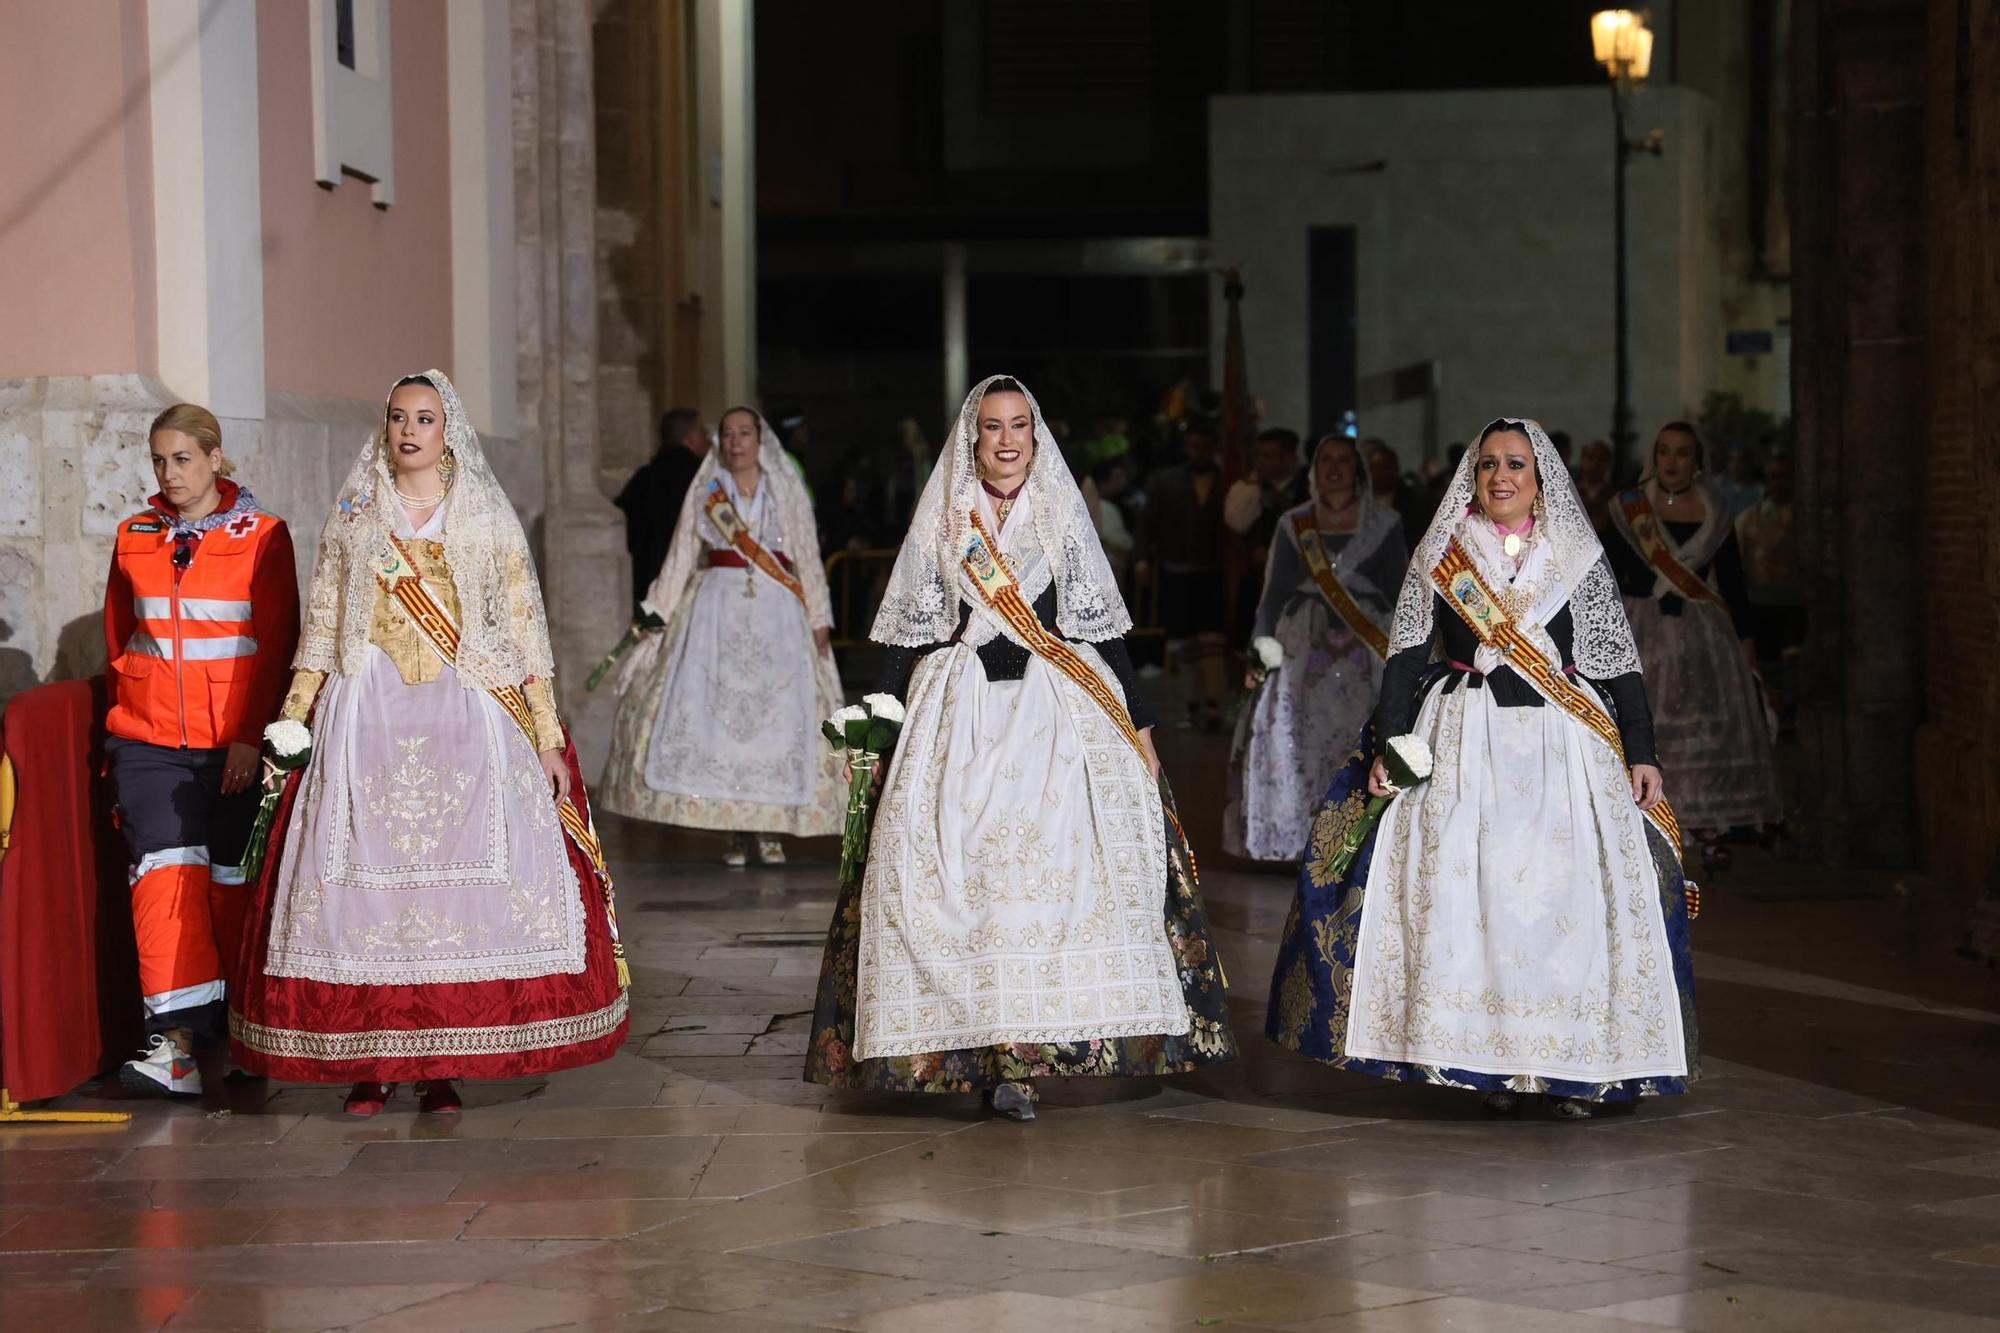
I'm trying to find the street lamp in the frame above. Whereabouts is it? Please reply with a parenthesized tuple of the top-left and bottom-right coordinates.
(1593, 9, 1662, 478)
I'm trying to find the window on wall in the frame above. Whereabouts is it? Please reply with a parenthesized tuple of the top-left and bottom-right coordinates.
(336, 0, 356, 70)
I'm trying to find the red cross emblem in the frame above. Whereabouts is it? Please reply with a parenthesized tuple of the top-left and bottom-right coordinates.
(226, 514, 259, 538)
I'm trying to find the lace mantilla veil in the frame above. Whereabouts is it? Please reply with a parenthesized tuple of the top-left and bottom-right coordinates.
(1307, 432, 1401, 558)
(639, 407, 833, 630)
(294, 369, 556, 690)
(870, 374, 1131, 646)
(1389, 417, 1641, 679)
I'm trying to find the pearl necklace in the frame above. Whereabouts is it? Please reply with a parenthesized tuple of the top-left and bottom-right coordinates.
(394, 486, 445, 509)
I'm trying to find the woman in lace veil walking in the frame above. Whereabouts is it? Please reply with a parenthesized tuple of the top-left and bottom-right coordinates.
(803, 375, 1234, 1120)
(1604, 421, 1783, 870)
(1266, 418, 1698, 1119)
(1223, 432, 1407, 862)
(599, 406, 843, 864)
(230, 371, 629, 1117)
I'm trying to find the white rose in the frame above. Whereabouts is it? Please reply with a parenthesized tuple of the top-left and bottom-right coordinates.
(1385, 732, 1435, 782)
(264, 719, 312, 758)
(862, 693, 906, 724)
(1251, 636, 1284, 671)
(828, 705, 868, 729)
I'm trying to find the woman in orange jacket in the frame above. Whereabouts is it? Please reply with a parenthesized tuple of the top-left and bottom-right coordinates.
(102, 404, 298, 1096)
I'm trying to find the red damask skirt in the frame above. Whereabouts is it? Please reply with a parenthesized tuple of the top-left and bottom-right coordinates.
(228, 739, 629, 1083)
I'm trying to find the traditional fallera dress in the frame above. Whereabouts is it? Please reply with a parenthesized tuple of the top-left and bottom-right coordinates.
(1266, 419, 1698, 1104)
(805, 375, 1235, 1096)
(229, 371, 629, 1082)
(1606, 477, 1783, 832)
(600, 410, 843, 838)
(1224, 437, 1408, 862)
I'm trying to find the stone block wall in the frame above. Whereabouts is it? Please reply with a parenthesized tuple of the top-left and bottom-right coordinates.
(0, 374, 535, 713)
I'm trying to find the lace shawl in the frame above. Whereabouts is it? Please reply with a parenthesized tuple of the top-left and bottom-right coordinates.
(1388, 416, 1641, 678)
(1303, 432, 1402, 573)
(871, 374, 1130, 646)
(294, 369, 556, 690)
(640, 408, 832, 630)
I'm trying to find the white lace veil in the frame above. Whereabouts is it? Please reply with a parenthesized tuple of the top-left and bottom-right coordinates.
(640, 406, 832, 629)
(871, 374, 1131, 646)
(1306, 432, 1401, 557)
(294, 369, 555, 690)
(1388, 417, 1640, 678)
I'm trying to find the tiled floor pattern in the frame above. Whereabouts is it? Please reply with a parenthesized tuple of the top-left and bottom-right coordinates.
(6, 738, 2000, 1330)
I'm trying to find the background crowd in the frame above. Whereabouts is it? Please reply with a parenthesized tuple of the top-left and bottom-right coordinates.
(616, 388, 1806, 725)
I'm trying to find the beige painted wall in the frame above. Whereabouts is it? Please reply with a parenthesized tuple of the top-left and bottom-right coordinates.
(0, 1, 157, 378)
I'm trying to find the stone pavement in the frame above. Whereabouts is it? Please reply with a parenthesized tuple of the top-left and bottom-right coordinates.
(5, 729, 2000, 1331)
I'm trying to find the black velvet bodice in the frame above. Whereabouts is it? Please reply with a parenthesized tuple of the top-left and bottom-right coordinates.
(873, 581, 1156, 731)
(1374, 592, 1658, 767)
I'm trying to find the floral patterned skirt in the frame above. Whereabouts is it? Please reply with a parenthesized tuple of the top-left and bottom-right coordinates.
(804, 781, 1237, 1094)
(1264, 706, 1699, 1104)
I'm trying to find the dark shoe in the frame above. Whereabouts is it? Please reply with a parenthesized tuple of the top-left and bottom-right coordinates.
(417, 1080, 463, 1116)
(987, 1082, 1036, 1121)
(1550, 1096, 1596, 1121)
(1482, 1091, 1522, 1116)
(342, 1081, 397, 1117)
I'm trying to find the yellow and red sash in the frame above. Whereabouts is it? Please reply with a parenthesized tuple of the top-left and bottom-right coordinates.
(1290, 511, 1390, 659)
(704, 482, 806, 607)
(1429, 539, 1687, 866)
(961, 511, 1145, 757)
(1617, 488, 1722, 606)
(374, 536, 629, 986)
(960, 510, 1201, 880)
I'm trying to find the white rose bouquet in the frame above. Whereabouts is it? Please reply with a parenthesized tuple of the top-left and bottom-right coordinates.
(1325, 733, 1434, 882)
(821, 693, 905, 887)
(240, 719, 313, 883)
(1229, 635, 1286, 724)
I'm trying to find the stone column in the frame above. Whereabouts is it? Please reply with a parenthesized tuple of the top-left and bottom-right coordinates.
(1788, 0, 1926, 868)
(514, 0, 627, 771)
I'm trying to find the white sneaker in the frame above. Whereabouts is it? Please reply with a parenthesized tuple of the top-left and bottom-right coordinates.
(722, 835, 749, 868)
(119, 1034, 202, 1097)
(756, 836, 785, 865)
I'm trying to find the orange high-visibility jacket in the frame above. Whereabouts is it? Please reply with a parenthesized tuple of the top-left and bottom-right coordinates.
(102, 483, 300, 751)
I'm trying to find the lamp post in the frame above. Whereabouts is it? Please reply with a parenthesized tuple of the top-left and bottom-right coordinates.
(1592, 10, 1661, 478)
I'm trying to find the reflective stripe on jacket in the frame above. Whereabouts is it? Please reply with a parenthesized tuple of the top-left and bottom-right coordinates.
(102, 490, 300, 750)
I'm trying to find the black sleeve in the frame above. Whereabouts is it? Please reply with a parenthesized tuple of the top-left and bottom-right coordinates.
(1372, 639, 1434, 743)
(873, 645, 923, 700)
(1596, 670, 1658, 768)
(1710, 530, 1754, 640)
(1096, 637, 1156, 731)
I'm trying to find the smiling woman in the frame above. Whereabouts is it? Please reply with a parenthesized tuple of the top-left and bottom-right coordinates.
(1266, 417, 1699, 1122)
(803, 374, 1236, 1122)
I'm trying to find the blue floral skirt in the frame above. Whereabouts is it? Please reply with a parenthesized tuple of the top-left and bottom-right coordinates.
(1264, 714, 1699, 1103)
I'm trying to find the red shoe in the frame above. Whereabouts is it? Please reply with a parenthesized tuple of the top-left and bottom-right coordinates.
(417, 1080, 463, 1115)
(342, 1081, 397, 1117)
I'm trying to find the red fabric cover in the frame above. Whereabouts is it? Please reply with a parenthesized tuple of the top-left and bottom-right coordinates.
(0, 678, 143, 1102)
(229, 735, 629, 1082)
